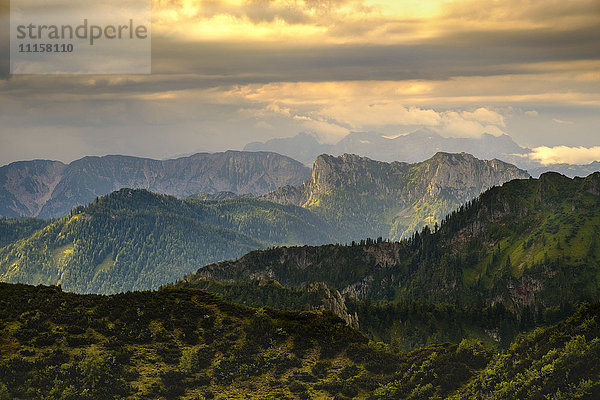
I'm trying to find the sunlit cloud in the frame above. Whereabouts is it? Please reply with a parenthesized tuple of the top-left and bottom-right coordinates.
(148, 0, 600, 47)
(527, 146, 600, 165)
(552, 119, 575, 125)
(218, 81, 511, 141)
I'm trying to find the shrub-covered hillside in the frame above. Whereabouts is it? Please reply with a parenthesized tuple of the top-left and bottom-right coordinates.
(1, 283, 599, 399)
(0, 283, 493, 400)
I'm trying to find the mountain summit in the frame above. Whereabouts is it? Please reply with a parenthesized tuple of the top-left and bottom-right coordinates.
(264, 152, 529, 240)
(245, 129, 527, 165)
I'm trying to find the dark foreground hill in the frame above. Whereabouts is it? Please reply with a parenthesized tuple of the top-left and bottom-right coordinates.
(0, 282, 599, 400)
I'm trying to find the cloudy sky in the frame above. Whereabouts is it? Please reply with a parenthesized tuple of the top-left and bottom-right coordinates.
(1, 0, 599, 166)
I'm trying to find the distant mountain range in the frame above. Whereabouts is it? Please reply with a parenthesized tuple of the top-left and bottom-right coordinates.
(4, 133, 596, 220)
(245, 130, 600, 177)
(0, 152, 527, 293)
(0, 151, 310, 218)
(264, 152, 529, 240)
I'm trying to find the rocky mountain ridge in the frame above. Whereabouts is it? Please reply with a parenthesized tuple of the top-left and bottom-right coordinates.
(0, 151, 311, 218)
(264, 152, 530, 240)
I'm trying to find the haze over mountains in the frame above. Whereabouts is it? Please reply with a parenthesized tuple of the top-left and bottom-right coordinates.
(245, 130, 600, 177)
(3, 129, 597, 220)
(2, 146, 600, 399)
(0, 151, 310, 218)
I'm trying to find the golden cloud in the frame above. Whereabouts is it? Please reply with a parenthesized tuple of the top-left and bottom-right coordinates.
(527, 146, 600, 165)
(150, 0, 600, 45)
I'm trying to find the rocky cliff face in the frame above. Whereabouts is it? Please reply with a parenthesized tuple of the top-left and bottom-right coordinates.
(415, 153, 529, 202)
(0, 160, 66, 218)
(0, 151, 311, 218)
(584, 172, 600, 196)
(264, 152, 529, 240)
(305, 282, 359, 328)
(266, 152, 528, 206)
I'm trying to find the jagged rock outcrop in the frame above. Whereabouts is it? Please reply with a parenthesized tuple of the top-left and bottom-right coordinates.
(305, 282, 359, 328)
(0, 151, 310, 218)
(416, 153, 528, 201)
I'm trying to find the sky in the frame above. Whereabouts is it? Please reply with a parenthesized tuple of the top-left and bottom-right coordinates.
(0, 0, 599, 166)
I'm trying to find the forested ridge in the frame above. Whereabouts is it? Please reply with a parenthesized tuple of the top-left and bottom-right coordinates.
(0, 218, 50, 249)
(0, 189, 334, 293)
(2, 172, 598, 351)
(187, 172, 600, 349)
(194, 172, 600, 308)
(0, 152, 537, 296)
